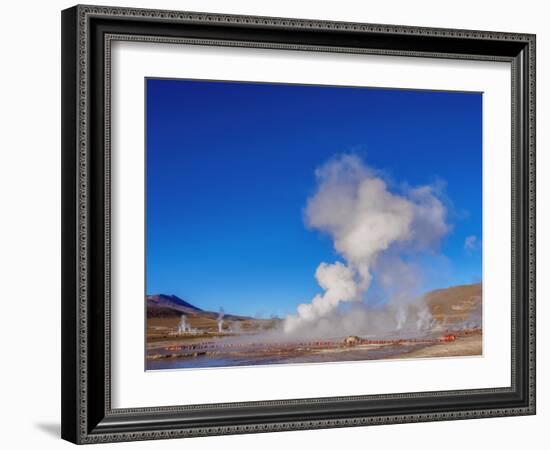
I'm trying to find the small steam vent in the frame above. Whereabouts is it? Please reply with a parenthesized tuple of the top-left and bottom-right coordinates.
(344, 336, 361, 346)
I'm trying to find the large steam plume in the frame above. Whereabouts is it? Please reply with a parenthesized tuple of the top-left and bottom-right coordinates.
(283, 154, 449, 338)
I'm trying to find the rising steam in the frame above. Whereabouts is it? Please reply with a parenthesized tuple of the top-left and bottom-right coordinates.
(283, 154, 449, 338)
(177, 315, 196, 334)
(217, 307, 225, 333)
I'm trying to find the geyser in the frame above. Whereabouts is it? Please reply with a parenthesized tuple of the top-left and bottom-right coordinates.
(283, 154, 449, 338)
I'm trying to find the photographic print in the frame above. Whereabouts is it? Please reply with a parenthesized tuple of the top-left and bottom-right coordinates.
(61, 8, 536, 441)
(145, 78, 483, 371)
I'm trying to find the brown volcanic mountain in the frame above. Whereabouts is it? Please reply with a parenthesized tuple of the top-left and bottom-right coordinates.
(146, 294, 203, 318)
(424, 283, 482, 327)
(146, 294, 279, 336)
(146, 294, 253, 321)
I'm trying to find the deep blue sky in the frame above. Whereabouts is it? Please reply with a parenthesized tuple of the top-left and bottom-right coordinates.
(146, 78, 482, 317)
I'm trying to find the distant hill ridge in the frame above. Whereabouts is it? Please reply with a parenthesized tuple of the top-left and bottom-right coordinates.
(148, 294, 202, 312)
(147, 283, 482, 325)
(423, 283, 482, 326)
(146, 294, 252, 320)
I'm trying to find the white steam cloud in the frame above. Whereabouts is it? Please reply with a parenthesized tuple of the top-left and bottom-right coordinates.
(177, 315, 196, 334)
(464, 235, 479, 250)
(283, 154, 449, 338)
(217, 307, 225, 333)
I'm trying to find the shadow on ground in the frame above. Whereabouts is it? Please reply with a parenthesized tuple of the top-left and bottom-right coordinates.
(35, 422, 60, 438)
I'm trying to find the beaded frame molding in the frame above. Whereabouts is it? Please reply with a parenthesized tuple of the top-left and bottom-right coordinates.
(61, 4, 536, 444)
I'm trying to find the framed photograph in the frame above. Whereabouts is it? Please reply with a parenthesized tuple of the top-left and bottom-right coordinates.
(61, 5, 536, 444)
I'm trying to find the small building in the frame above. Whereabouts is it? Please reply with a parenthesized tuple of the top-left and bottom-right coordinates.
(344, 336, 361, 346)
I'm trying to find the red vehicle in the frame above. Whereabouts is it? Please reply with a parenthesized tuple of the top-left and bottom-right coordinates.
(441, 333, 456, 342)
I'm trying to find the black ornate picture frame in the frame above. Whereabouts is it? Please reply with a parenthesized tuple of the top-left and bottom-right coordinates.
(61, 4, 536, 444)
